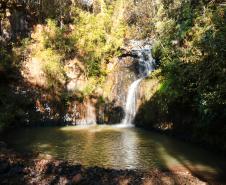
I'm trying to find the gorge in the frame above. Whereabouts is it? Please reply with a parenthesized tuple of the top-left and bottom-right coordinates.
(0, 0, 226, 184)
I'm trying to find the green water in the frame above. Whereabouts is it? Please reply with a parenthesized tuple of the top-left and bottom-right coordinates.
(2, 125, 225, 176)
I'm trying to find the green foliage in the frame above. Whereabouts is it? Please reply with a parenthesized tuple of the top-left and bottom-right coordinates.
(32, 19, 74, 57)
(37, 48, 65, 89)
(158, 3, 226, 121)
(138, 1, 226, 149)
(1, 0, 225, 151)
(72, 1, 126, 76)
(0, 45, 11, 72)
(124, 0, 156, 38)
(43, 20, 74, 55)
(82, 77, 99, 96)
(0, 86, 36, 132)
(28, 19, 74, 90)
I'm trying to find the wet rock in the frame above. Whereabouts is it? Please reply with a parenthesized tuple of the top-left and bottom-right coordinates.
(106, 106, 125, 124)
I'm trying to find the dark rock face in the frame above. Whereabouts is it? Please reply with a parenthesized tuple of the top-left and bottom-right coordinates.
(103, 39, 155, 124)
(103, 105, 125, 124)
(111, 58, 137, 106)
(10, 9, 29, 40)
(108, 106, 125, 124)
(102, 57, 137, 124)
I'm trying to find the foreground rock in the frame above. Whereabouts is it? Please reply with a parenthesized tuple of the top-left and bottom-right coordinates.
(0, 145, 214, 185)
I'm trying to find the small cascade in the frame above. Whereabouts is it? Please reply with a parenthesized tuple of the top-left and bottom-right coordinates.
(121, 78, 142, 126)
(76, 101, 96, 126)
(64, 100, 96, 126)
(120, 40, 155, 126)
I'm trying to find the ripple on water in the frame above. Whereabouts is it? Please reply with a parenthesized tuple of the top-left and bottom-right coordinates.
(2, 125, 225, 177)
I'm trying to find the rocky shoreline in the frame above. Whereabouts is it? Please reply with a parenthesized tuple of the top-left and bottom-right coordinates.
(0, 142, 220, 185)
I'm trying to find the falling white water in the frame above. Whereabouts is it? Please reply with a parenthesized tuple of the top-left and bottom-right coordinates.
(120, 40, 155, 126)
(121, 78, 143, 126)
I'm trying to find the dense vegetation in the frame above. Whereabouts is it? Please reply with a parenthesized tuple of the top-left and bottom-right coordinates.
(0, 0, 226, 151)
(0, 0, 127, 130)
(135, 0, 226, 151)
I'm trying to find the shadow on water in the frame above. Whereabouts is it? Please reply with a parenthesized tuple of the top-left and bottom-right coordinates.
(134, 87, 226, 183)
(1, 126, 226, 184)
(144, 130, 226, 184)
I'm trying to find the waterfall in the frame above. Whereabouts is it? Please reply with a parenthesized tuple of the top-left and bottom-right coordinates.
(121, 79, 142, 126)
(120, 40, 155, 126)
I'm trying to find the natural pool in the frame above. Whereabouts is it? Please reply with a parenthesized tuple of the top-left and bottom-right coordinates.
(2, 125, 225, 178)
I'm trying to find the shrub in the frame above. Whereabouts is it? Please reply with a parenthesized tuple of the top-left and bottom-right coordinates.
(0, 45, 11, 72)
(36, 48, 65, 89)
(71, 0, 126, 76)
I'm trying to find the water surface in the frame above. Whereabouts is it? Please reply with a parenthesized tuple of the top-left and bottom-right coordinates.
(2, 125, 225, 177)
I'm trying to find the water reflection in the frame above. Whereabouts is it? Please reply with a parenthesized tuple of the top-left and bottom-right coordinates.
(2, 125, 225, 177)
(60, 126, 141, 169)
